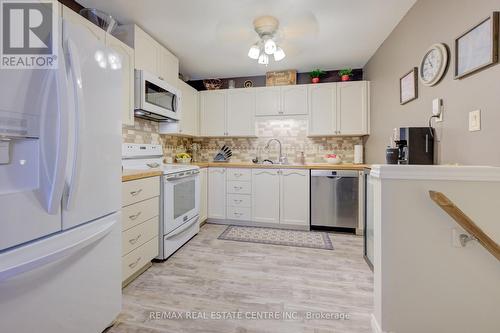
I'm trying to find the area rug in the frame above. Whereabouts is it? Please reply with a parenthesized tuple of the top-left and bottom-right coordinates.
(218, 225, 333, 250)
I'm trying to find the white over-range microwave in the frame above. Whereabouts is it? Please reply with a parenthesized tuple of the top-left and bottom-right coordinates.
(134, 69, 181, 122)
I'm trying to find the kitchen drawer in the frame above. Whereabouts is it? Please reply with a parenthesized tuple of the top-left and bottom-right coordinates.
(122, 217, 159, 256)
(227, 193, 251, 208)
(122, 196, 159, 231)
(122, 176, 160, 207)
(122, 237, 158, 282)
(226, 181, 251, 194)
(227, 207, 251, 221)
(227, 168, 251, 182)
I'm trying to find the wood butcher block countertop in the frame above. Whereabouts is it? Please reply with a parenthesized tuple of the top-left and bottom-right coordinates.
(191, 162, 370, 170)
(122, 169, 163, 182)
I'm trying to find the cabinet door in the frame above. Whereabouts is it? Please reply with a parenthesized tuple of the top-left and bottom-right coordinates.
(308, 83, 337, 136)
(62, 5, 105, 42)
(280, 169, 310, 226)
(208, 168, 226, 219)
(281, 85, 308, 115)
(226, 89, 256, 136)
(200, 91, 226, 137)
(251, 169, 280, 224)
(158, 47, 179, 88)
(178, 79, 198, 136)
(255, 87, 281, 116)
(106, 34, 135, 126)
(134, 26, 159, 74)
(337, 81, 369, 135)
(200, 168, 208, 223)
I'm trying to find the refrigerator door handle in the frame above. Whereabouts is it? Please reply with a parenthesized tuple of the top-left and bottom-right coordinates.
(64, 39, 84, 210)
(0, 219, 115, 282)
(44, 42, 70, 214)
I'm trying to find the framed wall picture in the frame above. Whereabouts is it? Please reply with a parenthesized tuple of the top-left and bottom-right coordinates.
(455, 12, 499, 79)
(400, 67, 418, 105)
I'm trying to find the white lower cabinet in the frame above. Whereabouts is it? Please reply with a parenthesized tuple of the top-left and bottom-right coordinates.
(208, 168, 226, 219)
(199, 168, 208, 223)
(251, 169, 280, 224)
(280, 169, 310, 226)
(207, 167, 310, 228)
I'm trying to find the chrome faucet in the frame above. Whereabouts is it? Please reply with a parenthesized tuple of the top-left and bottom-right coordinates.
(265, 138, 288, 164)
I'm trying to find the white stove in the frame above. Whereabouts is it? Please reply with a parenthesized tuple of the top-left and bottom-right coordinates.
(122, 144, 200, 260)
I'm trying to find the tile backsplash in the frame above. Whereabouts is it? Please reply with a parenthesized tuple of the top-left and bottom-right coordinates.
(122, 117, 363, 163)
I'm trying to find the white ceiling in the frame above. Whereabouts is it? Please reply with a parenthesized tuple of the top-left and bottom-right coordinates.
(77, 0, 416, 80)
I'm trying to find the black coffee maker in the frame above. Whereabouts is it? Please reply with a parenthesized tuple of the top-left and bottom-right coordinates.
(392, 127, 435, 165)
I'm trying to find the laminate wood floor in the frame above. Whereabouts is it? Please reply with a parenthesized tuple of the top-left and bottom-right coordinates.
(109, 224, 373, 333)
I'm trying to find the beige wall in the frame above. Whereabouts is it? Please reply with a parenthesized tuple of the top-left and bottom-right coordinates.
(364, 0, 500, 166)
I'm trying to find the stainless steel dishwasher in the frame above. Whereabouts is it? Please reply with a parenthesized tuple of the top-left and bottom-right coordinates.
(310, 170, 359, 230)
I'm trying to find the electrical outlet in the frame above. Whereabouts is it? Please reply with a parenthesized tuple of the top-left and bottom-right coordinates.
(432, 98, 443, 122)
(469, 110, 481, 131)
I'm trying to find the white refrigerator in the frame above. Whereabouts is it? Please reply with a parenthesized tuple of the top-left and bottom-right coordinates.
(0, 9, 123, 333)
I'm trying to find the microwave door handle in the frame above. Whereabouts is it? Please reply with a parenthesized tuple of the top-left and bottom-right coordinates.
(64, 38, 84, 210)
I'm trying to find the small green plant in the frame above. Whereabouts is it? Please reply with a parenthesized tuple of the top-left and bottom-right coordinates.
(309, 69, 326, 78)
(338, 68, 353, 77)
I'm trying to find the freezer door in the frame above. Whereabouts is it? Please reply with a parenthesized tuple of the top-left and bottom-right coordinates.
(0, 213, 122, 333)
(311, 173, 359, 228)
(61, 18, 122, 229)
(0, 32, 69, 250)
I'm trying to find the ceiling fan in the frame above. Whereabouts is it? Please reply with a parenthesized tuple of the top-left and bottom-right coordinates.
(247, 16, 285, 65)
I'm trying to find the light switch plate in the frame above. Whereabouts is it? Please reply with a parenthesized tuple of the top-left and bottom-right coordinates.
(469, 110, 481, 131)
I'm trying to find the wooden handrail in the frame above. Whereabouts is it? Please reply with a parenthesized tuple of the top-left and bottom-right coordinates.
(429, 191, 500, 261)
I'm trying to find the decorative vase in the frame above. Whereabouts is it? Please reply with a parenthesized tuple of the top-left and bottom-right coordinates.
(311, 77, 320, 84)
(341, 75, 350, 81)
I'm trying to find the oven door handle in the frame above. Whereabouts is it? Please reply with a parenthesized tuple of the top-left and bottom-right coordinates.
(165, 172, 199, 182)
(165, 217, 199, 239)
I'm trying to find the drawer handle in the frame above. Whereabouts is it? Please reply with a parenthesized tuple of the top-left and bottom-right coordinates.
(129, 234, 142, 245)
(129, 212, 142, 220)
(234, 173, 242, 177)
(234, 199, 243, 204)
(234, 186, 243, 190)
(130, 189, 143, 196)
(128, 257, 142, 269)
(234, 212, 243, 216)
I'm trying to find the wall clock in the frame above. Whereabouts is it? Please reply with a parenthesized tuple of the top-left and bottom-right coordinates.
(419, 43, 449, 86)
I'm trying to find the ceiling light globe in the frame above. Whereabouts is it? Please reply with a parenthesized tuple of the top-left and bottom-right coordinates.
(247, 44, 260, 59)
(258, 53, 269, 65)
(264, 38, 277, 55)
(273, 47, 286, 61)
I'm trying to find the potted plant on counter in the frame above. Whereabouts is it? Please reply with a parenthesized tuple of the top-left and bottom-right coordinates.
(338, 68, 353, 81)
(309, 69, 326, 83)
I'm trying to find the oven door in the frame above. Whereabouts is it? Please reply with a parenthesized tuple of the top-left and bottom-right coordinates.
(163, 172, 200, 235)
(136, 70, 179, 120)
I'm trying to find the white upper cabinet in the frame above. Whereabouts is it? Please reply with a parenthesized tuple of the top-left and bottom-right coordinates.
(281, 85, 308, 115)
(160, 79, 198, 136)
(116, 25, 179, 88)
(105, 34, 135, 126)
(308, 81, 370, 136)
(200, 90, 226, 136)
(208, 168, 226, 220)
(200, 90, 256, 137)
(337, 81, 369, 135)
(132, 26, 158, 75)
(157, 46, 179, 89)
(251, 169, 280, 224)
(308, 83, 337, 136)
(255, 87, 281, 116)
(226, 89, 256, 137)
(256, 85, 308, 116)
(280, 169, 310, 226)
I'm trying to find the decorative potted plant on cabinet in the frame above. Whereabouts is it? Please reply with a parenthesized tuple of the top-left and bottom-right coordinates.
(309, 69, 326, 83)
(338, 68, 353, 81)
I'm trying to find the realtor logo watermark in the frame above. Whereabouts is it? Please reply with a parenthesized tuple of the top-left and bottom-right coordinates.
(1, 0, 58, 68)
